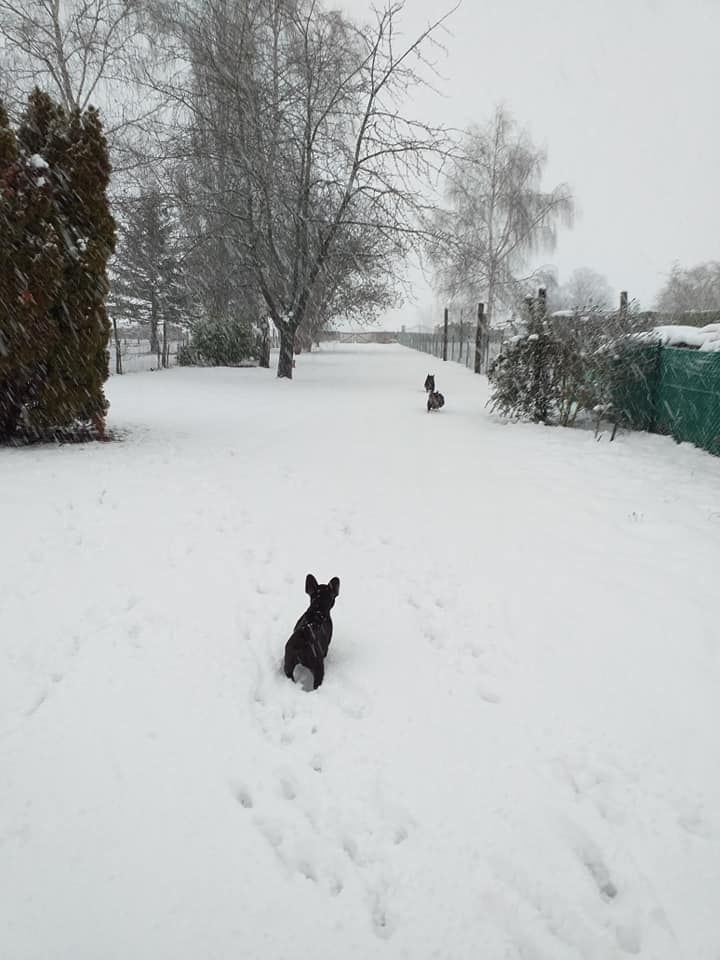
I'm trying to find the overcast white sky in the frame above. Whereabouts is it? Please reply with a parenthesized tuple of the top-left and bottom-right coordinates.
(343, 0, 720, 328)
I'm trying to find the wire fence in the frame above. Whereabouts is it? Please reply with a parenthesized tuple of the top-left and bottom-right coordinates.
(108, 339, 182, 375)
(397, 329, 507, 372)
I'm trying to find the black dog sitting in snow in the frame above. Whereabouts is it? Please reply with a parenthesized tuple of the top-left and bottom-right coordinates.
(284, 574, 340, 690)
(424, 373, 435, 393)
(427, 389, 445, 412)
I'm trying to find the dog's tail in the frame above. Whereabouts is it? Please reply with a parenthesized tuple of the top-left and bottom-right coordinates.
(293, 663, 315, 691)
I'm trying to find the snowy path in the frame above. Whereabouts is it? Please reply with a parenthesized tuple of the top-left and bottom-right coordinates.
(1, 344, 719, 959)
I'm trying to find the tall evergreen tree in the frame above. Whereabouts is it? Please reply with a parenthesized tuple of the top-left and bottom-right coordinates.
(0, 89, 116, 440)
(109, 189, 186, 353)
(16, 90, 116, 435)
(0, 100, 63, 440)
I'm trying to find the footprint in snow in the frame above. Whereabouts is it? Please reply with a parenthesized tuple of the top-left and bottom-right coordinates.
(280, 778, 297, 801)
(231, 784, 254, 809)
(393, 825, 409, 845)
(371, 894, 395, 940)
(24, 690, 48, 717)
(342, 836, 361, 864)
(464, 641, 485, 660)
(477, 685, 502, 705)
(423, 628, 444, 650)
(582, 853, 618, 901)
(297, 861, 317, 882)
(255, 817, 283, 850)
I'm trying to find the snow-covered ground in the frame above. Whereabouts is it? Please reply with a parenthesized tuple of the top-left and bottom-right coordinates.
(1, 344, 719, 960)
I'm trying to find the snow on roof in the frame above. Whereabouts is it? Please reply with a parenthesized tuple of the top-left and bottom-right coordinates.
(639, 324, 720, 352)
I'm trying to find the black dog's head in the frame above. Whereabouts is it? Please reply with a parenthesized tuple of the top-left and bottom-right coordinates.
(305, 573, 340, 614)
(424, 373, 435, 392)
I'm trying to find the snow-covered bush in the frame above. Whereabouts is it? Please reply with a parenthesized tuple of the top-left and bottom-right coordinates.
(183, 316, 255, 367)
(488, 329, 555, 423)
(488, 299, 654, 428)
(176, 343, 199, 367)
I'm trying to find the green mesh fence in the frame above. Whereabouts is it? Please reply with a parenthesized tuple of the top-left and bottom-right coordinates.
(655, 349, 720, 456)
(611, 345, 662, 433)
(613, 345, 720, 457)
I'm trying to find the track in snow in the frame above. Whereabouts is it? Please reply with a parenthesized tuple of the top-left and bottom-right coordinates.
(1, 344, 719, 959)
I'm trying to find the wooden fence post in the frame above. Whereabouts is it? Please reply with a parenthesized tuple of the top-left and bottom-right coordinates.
(443, 307, 449, 361)
(537, 286, 547, 320)
(161, 316, 169, 368)
(112, 316, 123, 375)
(619, 290, 628, 321)
(474, 302, 485, 373)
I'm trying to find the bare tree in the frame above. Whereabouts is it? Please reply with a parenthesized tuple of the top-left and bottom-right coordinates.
(0, 0, 142, 109)
(0, 0, 163, 178)
(427, 105, 574, 334)
(296, 220, 401, 348)
(149, 0, 455, 378)
(556, 267, 613, 312)
(656, 261, 720, 314)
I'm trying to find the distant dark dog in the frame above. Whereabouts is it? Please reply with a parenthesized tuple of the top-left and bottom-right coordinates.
(424, 374, 435, 393)
(427, 390, 445, 412)
(284, 574, 340, 690)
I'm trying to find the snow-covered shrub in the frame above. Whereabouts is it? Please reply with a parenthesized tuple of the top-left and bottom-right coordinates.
(186, 316, 255, 366)
(177, 343, 199, 367)
(547, 312, 612, 426)
(488, 330, 555, 422)
(488, 302, 655, 428)
(595, 340, 661, 432)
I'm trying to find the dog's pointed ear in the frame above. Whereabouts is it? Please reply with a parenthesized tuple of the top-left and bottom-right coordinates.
(329, 577, 340, 597)
(305, 574, 318, 595)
